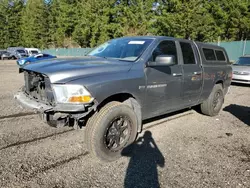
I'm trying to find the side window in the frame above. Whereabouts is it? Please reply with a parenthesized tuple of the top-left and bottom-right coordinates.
(215, 50, 226, 61)
(152, 40, 178, 64)
(203, 48, 216, 61)
(180, 42, 196, 64)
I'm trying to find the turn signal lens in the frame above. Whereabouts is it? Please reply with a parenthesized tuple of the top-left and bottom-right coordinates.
(68, 96, 92, 103)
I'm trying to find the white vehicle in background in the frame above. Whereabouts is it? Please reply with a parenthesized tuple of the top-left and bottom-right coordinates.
(25, 48, 41, 57)
(231, 55, 250, 84)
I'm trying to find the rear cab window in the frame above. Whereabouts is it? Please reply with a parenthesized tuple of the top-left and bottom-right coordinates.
(203, 48, 216, 61)
(215, 50, 226, 61)
(202, 47, 227, 63)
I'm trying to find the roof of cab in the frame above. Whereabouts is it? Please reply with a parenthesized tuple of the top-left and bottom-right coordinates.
(110, 36, 226, 51)
(195, 41, 225, 50)
(120, 36, 174, 40)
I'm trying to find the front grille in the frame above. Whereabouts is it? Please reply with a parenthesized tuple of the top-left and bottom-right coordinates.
(24, 71, 55, 105)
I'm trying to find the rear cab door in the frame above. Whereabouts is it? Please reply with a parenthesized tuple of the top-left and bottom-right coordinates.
(177, 40, 203, 106)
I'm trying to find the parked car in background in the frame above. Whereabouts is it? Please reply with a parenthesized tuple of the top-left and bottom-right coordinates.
(7, 47, 28, 59)
(16, 53, 57, 66)
(15, 36, 232, 162)
(25, 48, 41, 57)
(0, 50, 11, 60)
(232, 55, 250, 84)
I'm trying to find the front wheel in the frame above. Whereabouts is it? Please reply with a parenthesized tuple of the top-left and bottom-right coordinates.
(84, 102, 138, 162)
(200, 84, 224, 116)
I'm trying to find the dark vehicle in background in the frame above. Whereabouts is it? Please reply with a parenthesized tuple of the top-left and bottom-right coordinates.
(232, 56, 250, 84)
(0, 50, 11, 60)
(16, 53, 57, 67)
(7, 47, 28, 59)
(15, 36, 232, 162)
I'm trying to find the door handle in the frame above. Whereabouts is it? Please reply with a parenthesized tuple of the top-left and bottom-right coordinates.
(173, 73, 183, 77)
(193, 72, 202, 75)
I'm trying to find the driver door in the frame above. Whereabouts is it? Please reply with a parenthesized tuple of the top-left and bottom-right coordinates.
(144, 40, 183, 118)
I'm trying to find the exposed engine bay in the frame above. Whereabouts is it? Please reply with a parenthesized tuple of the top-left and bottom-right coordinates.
(23, 71, 55, 106)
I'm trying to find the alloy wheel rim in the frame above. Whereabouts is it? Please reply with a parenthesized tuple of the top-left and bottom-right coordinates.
(213, 91, 223, 111)
(104, 116, 132, 152)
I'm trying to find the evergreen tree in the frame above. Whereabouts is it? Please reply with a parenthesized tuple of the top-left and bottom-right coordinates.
(48, 0, 79, 47)
(1, 0, 250, 48)
(0, 0, 8, 49)
(73, 0, 117, 47)
(208, 0, 250, 41)
(0, 0, 24, 48)
(150, 0, 221, 42)
(112, 0, 150, 36)
(21, 0, 49, 48)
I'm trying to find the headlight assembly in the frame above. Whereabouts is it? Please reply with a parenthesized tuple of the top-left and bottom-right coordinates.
(18, 60, 26, 65)
(52, 84, 94, 104)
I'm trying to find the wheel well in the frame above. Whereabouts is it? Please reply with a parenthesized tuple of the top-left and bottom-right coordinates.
(215, 80, 223, 88)
(97, 93, 135, 110)
(97, 93, 142, 133)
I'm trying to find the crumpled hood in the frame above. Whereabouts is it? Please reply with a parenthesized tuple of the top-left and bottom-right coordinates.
(22, 57, 132, 83)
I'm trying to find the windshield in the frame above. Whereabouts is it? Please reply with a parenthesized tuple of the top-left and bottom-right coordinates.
(234, 57, 250, 66)
(17, 50, 26, 53)
(88, 38, 153, 61)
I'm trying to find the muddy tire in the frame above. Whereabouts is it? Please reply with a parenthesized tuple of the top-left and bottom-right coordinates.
(201, 84, 224, 116)
(84, 101, 138, 162)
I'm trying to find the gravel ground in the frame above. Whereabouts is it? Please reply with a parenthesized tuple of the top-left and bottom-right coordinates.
(0, 60, 249, 188)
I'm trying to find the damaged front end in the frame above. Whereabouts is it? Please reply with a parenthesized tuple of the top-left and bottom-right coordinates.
(15, 70, 97, 129)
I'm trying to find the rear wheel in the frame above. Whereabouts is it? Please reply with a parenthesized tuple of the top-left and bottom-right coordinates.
(200, 84, 224, 116)
(84, 102, 138, 162)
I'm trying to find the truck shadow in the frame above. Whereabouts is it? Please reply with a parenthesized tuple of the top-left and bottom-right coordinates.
(223, 104, 250, 126)
(121, 131, 165, 188)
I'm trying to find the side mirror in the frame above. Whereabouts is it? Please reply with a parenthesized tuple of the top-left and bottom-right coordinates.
(148, 55, 176, 66)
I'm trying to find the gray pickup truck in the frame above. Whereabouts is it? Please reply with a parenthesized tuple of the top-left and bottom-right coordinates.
(15, 36, 232, 161)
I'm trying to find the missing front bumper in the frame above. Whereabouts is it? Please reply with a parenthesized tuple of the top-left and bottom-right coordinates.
(14, 91, 95, 129)
(14, 91, 53, 113)
(14, 91, 87, 113)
